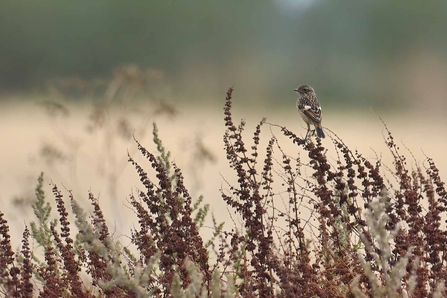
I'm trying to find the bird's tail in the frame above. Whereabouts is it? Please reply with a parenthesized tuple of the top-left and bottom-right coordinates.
(315, 126, 325, 138)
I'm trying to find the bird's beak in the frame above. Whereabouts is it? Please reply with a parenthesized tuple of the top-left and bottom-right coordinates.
(294, 88, 299, 92)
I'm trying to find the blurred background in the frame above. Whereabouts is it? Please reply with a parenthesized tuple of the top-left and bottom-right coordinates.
(2, 0, 447, 108)
(1, 1, 446, 243)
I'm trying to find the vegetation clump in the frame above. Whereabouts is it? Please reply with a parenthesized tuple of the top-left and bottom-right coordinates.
(0, 87, 446, 297)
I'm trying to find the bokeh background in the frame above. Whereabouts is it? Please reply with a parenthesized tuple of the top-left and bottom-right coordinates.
(1, 1, 447, 244)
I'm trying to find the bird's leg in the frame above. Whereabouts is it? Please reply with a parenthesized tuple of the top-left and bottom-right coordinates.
(305, 123, 311, 140)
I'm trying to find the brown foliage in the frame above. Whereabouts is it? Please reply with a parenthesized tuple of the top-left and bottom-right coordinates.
(0, 87, 446, 297)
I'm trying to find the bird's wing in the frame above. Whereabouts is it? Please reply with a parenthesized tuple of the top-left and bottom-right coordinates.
(301, 105, 322, 124)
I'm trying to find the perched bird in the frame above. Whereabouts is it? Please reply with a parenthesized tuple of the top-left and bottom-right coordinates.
(295, 85, 325, 139)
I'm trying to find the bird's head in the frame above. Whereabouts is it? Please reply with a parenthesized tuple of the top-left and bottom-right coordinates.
(294, 85, 315, 95)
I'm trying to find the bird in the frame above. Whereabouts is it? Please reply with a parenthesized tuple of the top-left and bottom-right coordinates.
(295, 85, 325, 139)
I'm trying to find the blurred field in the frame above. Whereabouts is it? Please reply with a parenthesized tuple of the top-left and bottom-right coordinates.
(1, 97, 446, 246)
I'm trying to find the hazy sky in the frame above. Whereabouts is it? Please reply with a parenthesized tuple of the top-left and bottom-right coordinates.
(275, 0, 317, 11)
